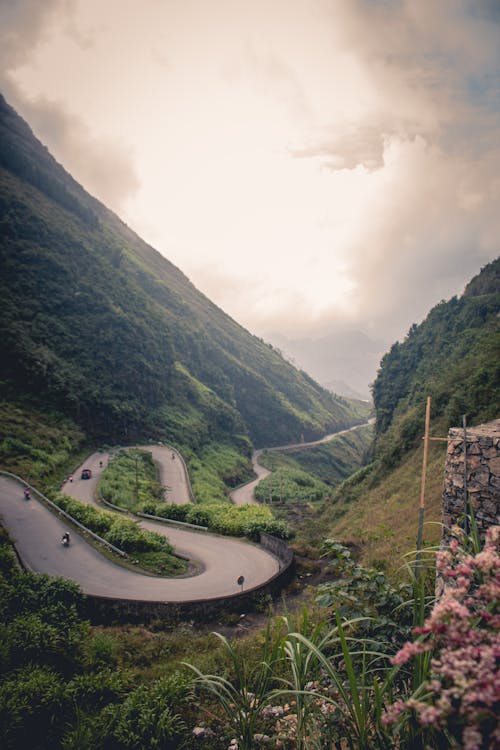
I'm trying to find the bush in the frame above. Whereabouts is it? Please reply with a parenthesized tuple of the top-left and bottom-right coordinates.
(384, 526, 500, 750)
(0, 666, 67, 750)
(137, 499, 290, 540)
(100, 673, 192, 749)
(50, 493, 174, 556)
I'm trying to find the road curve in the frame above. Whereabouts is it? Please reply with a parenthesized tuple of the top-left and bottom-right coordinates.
(230, 420, 373, 505)
(0, 447, 280, 601)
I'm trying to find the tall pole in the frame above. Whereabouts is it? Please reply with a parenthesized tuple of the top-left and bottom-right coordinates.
(416, 396, 431, 579)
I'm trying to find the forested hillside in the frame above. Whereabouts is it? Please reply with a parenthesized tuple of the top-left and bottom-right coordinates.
(0, 93, 361, 466)
(372, 257, 500, 470)
(316, 258, 499, 568)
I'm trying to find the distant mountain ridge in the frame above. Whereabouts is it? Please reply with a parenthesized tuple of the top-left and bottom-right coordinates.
(268, 329, 387, 400)
(0, 93, 363, 453)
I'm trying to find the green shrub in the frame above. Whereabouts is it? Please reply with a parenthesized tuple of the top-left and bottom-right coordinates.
(0, 665, 67, 750)
(138, 500, 290, 540)
(100, 673, 191, 749)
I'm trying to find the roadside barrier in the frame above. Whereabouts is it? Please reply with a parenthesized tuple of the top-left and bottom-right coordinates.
(136, 511, 208, 531)
(0, 470, 127, 558)
(99, 495, 129, 514)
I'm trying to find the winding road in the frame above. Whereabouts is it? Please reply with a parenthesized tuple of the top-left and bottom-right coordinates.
(0, 421, 371, 602)
(0, 447, 279, 601)
(230, 420, 373, 505)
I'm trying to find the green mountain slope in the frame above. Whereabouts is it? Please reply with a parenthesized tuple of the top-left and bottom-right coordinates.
(372, 257, 500, 470)
(0, 94, 360, 462)
(316, 258, 499, 569)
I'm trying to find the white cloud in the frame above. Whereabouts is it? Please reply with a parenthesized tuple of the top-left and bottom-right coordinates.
(1, 0, 498, 344)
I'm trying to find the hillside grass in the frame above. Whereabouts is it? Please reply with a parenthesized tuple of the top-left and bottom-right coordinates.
(315, 441, 447, 573)
(99, 449, 164, 510)
(0, 401, 87, 487)
(257, 424, 374, 501)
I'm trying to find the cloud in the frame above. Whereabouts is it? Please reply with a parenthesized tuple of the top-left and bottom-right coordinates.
(16, 96, 140, 211)
(0, 0, 498, 348)
(0, 0, 72, 70)
(281, 0, 500, 339)
(0, 0, 139, 212)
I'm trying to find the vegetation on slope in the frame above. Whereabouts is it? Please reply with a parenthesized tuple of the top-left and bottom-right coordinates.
(0, 93, 361, 460)
(0, 402, 87, 487)
(99, 449, 289, 540)
(257, 424, 374, 500)
(314, 258, 499, 568)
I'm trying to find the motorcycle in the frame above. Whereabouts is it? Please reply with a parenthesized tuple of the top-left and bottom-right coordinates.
(23, 488, 31, 500)
(61, 533, 70, 547)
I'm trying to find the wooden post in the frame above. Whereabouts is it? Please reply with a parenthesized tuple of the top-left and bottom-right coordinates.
(415, 396, 431, 579)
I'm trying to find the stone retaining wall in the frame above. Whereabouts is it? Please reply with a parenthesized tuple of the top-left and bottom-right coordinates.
(442, 419, 500, 538)
(84, 533, 295, 625)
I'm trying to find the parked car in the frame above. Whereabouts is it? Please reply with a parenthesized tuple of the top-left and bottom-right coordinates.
(81, 468, 92, 480)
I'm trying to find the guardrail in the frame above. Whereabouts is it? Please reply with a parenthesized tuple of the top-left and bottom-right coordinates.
(99, 495, 129, 514)
(136, 511, 208, 531)
(0, 470, 127, 558)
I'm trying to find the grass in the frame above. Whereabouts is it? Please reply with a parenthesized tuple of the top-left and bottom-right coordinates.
(51, 492, 188, 577)
(99, 448, 164, 510)
(0, 401, 87, 489)
(316, 442, 447, 573)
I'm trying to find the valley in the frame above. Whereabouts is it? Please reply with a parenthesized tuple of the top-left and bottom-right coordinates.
(0, 91, 498, 750)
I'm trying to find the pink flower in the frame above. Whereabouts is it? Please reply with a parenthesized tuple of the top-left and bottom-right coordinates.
(463, 726, 482, 750)
(385, 527, 500, 747)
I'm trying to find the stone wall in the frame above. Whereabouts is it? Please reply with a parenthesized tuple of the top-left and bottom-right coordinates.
(84, 533, 295, 625)
(442, 419, 500, 538)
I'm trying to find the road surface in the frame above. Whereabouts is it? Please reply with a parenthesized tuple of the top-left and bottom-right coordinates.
(0, 447, 280, 601)
(66, 445, 191, 505)
(230, 420, 373, 505)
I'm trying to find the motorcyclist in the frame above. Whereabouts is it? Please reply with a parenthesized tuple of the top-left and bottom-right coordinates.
(24, 487, 30, 499)
(61, 531, 71, 546)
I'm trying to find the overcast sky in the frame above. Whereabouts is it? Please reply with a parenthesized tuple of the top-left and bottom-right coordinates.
(1, 0, 499, 344)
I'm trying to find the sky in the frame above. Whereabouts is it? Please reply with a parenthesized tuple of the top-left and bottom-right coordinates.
(1, 0, 499, 348)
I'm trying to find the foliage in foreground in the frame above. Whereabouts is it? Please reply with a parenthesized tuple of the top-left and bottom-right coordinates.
(384, 525, 500, 750)
(187, 528, 499, 749)
(0, 528, 194, 750)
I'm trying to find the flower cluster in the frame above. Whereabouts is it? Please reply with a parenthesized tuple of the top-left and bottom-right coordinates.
(384, 526, 500, 750)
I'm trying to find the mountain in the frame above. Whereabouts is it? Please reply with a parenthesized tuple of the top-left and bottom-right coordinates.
(268, 329, 387, 400)
(0, 93, 363, 464)
(315, 258, 499, 569)
(372, 257, 500, 468)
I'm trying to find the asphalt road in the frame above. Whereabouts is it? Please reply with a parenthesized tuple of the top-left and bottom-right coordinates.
(0, 447, 280, 601)
(230, 420, 373, 505)
(64, 445, 192, 505)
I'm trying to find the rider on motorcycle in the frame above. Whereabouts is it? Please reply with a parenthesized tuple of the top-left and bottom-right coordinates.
(61, 531, 71, 545)
(24, 488, 30, 499)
